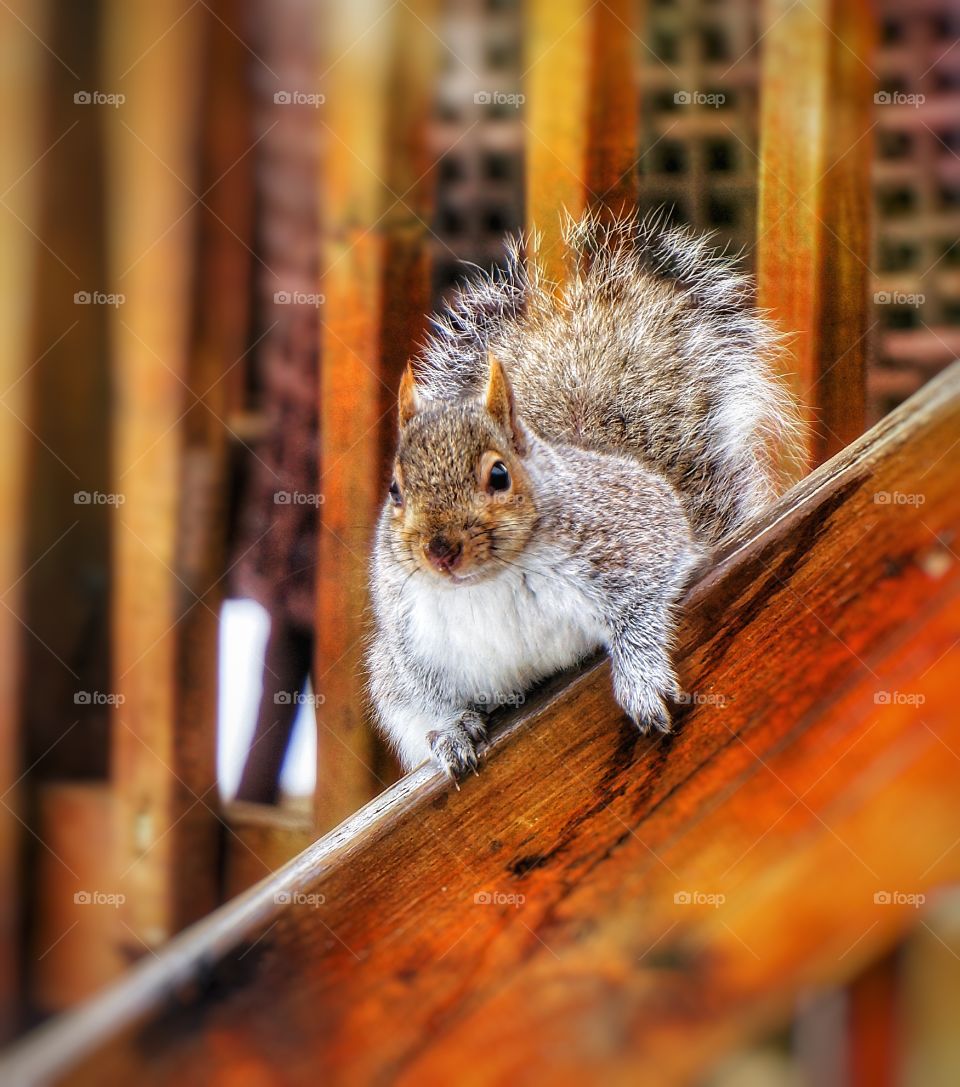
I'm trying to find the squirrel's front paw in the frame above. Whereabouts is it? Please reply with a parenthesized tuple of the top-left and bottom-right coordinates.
(427, 712, 485, 785)
(612, 665, 679, 735)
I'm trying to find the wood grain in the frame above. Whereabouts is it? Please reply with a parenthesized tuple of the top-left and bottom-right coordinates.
(525, 0, 639, 283)
(757, 0, 876, 469)
(4, 361, 960, 1086)
(315, 0, 437, 829)
(105, 0, 219, 953)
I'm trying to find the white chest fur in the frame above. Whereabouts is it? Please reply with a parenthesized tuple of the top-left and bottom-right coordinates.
(403, 551, 606, 706)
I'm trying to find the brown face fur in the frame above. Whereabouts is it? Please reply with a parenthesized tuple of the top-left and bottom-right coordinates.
(387, 361, 538, 584)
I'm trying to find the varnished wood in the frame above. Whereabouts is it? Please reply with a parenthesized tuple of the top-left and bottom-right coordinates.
(757, 0, 875, 469)
(525, 0, 639, 282)
(5, 361, 960, 1086)
(315, 0, 436, 829)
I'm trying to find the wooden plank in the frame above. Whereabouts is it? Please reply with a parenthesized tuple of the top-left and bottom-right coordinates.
(4, 361, 960, 1085)
(315, 0, 437, 829)
(757, 0, 875, 468)
(0, 0, 49, 1041)
(30, 786, 125, 1013)
(525, 0, 639, 282)
(104, 1, 218, 953)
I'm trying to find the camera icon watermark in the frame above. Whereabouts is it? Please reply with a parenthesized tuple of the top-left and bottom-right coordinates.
(74, 490, 126, 506)
(474, 890, 525, 908)
(873, 290, 924, 308)
(474, 90, 525, 109)
(74, 690, 126, 706)
(74, 90, 125, 108)
(674, 90, 725, 109)
(74, 291, 125, 308)
(474, 690, 525, 708)
(273, 91, 325, 107)
(874, 91, 924, 108)
(874, 690, 926, 707)
(874, 890, 925, 907)
(675, 690, 728, 707)
(674, 890, 725, 907)
(74, 890, 125, 907)
(273, 290, 325, 307)
(273, 891, 326, 906)
(274, 691, 326, 706)
(274, 490, 324, 506)
(873, 490, 925, 506)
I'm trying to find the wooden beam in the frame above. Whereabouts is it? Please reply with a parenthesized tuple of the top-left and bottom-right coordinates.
(30, 785, 125, 1014)
(5, 361, 960, 1084)
(105, 0, 219, 953)
(315, 0, 437, 829)
(0, 0, 49, 1041)
(525, 0, 640, 281)
(757, 0, 876, 469)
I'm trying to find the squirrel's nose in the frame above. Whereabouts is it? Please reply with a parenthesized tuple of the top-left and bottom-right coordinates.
(425, 534, 463, 572)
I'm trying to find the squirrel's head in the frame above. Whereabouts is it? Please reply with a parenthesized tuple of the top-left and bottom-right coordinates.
(386, 353, 538, 584)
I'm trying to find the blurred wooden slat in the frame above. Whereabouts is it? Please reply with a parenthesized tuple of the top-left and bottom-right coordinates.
(30, 785, 125, 1013)
(6, 361, 960, 1087)
(757, 0, 875, 469)
(525, 0, 639, 281)
(221, 801, 314, 899)
(314, 0, 437, 829)
(104, 0, 218, 953)
(848, 952, 900, 1087)
(900, 895, 960, 1087)
(0, 0, 49, 1041)
(21, 0, 112, 786)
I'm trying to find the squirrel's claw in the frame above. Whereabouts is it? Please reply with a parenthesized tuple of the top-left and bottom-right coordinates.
(427, 724, 481, 785)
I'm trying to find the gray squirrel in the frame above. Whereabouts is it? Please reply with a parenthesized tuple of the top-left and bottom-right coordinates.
(366, 210, 797, 780)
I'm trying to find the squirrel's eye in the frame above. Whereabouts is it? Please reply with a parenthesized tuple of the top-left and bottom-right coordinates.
(488, 461, 510, 492)
(389, 479, 402, 506)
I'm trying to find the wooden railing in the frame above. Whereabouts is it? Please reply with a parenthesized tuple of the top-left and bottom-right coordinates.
(4, 359, 958, 1085)
(8, 0, 945, 1069)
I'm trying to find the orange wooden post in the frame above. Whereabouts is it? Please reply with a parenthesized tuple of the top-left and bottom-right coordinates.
(315, 0, 438, 829)
(525, 0, 640, 281)
(757, 0, 876, 469)
(0, 0, 49, 1039)
(104, 1, 219, 953)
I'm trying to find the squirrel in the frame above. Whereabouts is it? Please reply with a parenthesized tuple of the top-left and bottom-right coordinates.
(366, 210, 797, 780)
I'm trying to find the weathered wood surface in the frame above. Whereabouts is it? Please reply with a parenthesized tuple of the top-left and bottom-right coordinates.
(4, 361, 960, 1085)
(525, 0, 639, 282)
(757, 0, 875, 468)
(315, 0, 436, 828)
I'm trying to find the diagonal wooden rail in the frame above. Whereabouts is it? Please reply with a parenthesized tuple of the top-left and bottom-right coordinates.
(4, 362, 960, 1085)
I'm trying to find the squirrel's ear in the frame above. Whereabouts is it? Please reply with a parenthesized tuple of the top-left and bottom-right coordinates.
(398, 364, 421, 428)
(485, 351, 523, 451)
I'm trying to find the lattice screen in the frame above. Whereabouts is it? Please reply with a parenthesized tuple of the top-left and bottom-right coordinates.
(427, 0, 960, 423)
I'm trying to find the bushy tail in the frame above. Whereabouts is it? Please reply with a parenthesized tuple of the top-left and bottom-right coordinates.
(416, 209, 802, 544)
